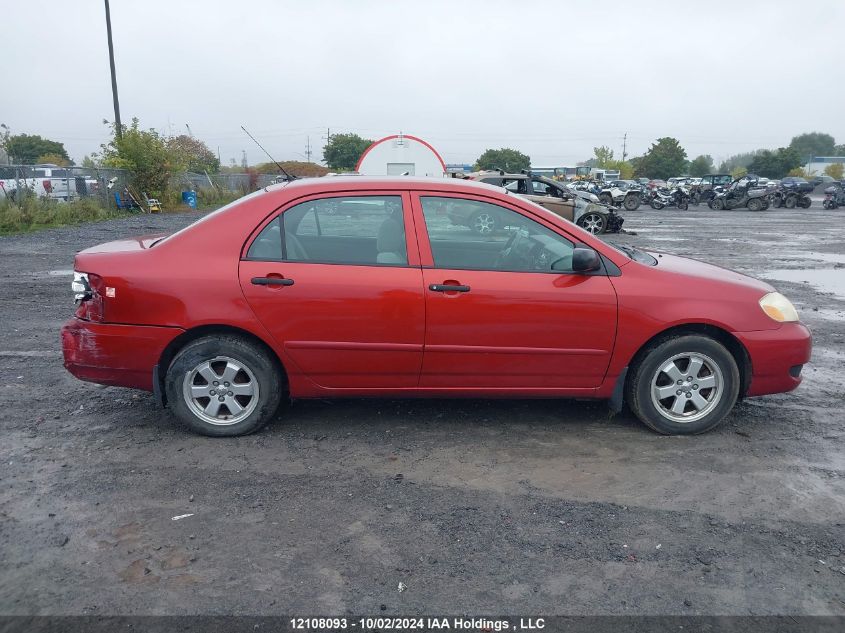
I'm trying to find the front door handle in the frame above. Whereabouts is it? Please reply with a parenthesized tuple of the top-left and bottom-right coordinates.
(251, 277, 294, 286)
(429, 283, 470, 293)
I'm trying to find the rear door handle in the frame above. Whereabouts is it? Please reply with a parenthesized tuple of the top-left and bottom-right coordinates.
(429, 284, 470, 293)
(251, 277, 294, 286)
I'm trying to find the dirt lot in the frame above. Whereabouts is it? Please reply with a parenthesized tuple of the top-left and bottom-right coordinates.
(0, 205, 843, 616)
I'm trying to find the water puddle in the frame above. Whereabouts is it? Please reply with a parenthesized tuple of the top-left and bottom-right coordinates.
(763, 269, 845, 300)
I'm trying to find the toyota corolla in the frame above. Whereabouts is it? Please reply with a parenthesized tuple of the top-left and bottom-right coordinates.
(61, 177, 811, 436)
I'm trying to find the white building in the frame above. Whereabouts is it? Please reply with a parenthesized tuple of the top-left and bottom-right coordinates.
(805, 156, 845, 176)
(355, 134, 446, 177)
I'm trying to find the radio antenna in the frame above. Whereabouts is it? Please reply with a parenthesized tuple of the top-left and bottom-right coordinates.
(240, 125, 296, 181)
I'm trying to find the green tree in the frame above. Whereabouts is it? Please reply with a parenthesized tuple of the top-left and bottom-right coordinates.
(788, 132, 836, 160)
(731, 166, 748, 180)
(638, 137, 688, 180)
(322, 133, 373, 170)
(824, 163, 844, 180)
(718, 150, 763, 174)
(604, 159, 634, 179)
(166, 134, 220, 173)
(593, 145, 614, 167)
(5, 134, 70, 164)
(36, 152, 72, 167)
(81, 155, 99, 168)
(688, 154, 714, 177)
(747, 147, 802, 179)
(100, 118, 170, 196)
(474, 147, 530, 172)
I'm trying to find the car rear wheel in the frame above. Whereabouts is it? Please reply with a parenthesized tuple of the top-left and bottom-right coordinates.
(599, 193, 613, 205)
(747, 198, 763, 211)
(784, 195, 797, 209)
(576, 212, 606, 234)
(165, 335, 283, 436)
(711, 198, 725, 210)
(470, 210, 498, 234)
(626, 335, 740, 435)
(799, 196, 812, 209)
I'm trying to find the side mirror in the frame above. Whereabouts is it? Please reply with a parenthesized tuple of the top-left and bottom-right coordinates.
(572, 246, 602, 273)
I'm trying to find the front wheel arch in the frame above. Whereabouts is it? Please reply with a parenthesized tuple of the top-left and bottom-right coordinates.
(622, 323, 752, 402)
(156, 325, 289, 406)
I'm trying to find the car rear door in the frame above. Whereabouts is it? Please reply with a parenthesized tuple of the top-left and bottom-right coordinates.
(238, 191, 425, 389)
(412, 192, 618, 391)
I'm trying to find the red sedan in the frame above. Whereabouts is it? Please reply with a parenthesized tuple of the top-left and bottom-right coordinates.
(61, 177, 811, 436)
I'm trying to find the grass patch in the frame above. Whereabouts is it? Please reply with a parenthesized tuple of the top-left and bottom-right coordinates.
(0, 196, 126, 235)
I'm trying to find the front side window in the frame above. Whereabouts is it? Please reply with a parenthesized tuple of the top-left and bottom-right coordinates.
(247, 195, 407, 266)
(421, 196, 575, 273)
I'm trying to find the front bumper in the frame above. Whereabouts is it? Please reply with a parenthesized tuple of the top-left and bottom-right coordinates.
(61, 318, 184, 391)
(735, 322, 812, 397)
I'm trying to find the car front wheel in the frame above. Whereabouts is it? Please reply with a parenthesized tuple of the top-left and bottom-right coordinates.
(576, 212, 607, 234)
(165, 335, 283, 436)
(626, 335, 740, 435)
(470, 210, 498, 234)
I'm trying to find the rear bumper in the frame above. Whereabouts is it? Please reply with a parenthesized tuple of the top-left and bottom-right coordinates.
(61, 318, 183, 391)
(736, 323, 812, 397)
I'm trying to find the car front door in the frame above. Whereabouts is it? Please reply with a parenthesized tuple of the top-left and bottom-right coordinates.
(412, 193, 618, 391)
(239, 192, 425, 389)
(527, 178, 575, 221)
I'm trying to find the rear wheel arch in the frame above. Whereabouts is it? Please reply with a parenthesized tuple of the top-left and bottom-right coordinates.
(624, 323, 752, 399)
(156, 325, 289, 405)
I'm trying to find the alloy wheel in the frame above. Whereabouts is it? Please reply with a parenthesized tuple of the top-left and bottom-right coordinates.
(182, 356, 260, 425)
(472, 212, 496, 234)
(580, 213, 605, 234)
(650, 352, 723, 423)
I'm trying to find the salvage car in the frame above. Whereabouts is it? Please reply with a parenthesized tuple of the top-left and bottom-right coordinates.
(62, 177, 811, 437)
(461, 170, 619, 235)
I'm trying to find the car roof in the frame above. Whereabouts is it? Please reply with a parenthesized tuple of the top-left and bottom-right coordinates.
(265, 175, 505, 195)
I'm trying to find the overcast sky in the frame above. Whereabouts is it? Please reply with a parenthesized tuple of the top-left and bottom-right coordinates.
(3, 0, 844, 167)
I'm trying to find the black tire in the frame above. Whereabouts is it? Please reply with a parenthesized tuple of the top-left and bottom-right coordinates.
(623, 194, 640, 211)
(784, 194, 797, 209)
(470, 210, 498, 234)
(772, 196, 783, 208)
(165, 335, 283, 437)
(799, 196, 812, 209)
(823, 200, 832, 210)
(711, 198, 725, 211)
(599, 193, 613, 205)
(747, 198, 763, 212)
(576, 211, 607, 234)
(650, 200, 665, 210)
(626, 334, 740, 435)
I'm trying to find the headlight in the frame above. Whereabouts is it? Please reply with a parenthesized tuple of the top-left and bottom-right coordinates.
(759, 292, 799, 323)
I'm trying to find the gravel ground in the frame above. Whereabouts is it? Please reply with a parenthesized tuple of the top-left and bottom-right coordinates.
(0, 205, 843, 616)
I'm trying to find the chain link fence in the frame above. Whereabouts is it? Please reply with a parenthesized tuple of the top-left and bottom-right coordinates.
(0, 164, 131, 206)
(170, 171, 279, 193)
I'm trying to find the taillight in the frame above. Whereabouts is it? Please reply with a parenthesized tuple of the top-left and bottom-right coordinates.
(73, 271, 105, 322)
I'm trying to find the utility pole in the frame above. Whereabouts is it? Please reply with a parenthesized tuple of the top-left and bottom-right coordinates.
(103, 0, 122, 139)
(622, 132, 628, 162)
(305, 136, 312, 163)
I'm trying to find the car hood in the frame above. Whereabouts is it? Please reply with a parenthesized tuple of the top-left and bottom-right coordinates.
(650, 252, 775, 295)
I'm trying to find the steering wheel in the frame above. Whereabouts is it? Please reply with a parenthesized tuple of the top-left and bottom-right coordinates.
(493, 229, 524, 269)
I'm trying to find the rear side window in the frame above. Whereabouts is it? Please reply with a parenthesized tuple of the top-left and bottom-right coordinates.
(246, 195, 408, 266)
